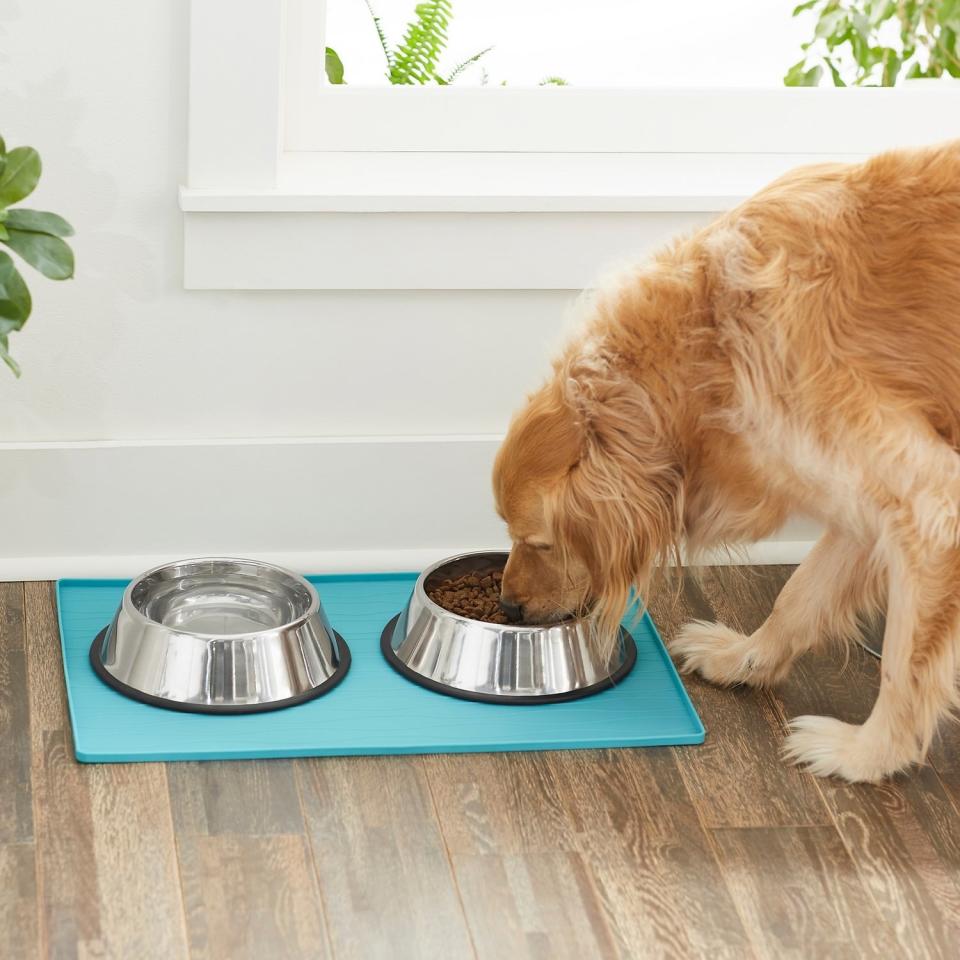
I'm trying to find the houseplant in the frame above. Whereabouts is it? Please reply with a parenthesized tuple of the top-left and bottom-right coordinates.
(785, 0, 960, 86)
(0, 135, 75, 376)
(325, 0, 566, 86)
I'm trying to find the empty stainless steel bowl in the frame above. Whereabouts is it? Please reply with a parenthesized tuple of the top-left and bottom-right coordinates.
(90, 557, 350, 713)
(381, 551, 636, 703)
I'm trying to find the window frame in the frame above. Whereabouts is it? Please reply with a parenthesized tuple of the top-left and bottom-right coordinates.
(183, 0, 960, 290)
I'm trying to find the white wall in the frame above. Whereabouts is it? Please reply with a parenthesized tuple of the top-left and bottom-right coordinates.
(2, 1, 569, 441)
(0, 0, 579, 575)
(0, 0, 819, 577)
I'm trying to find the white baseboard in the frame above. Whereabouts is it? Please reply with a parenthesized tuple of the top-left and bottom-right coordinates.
(0, 435, 819, 581)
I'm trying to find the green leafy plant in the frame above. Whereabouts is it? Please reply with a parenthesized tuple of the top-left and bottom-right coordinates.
(325, 0, 565, 86)
(0, 136, 74, 377)
(785, 0, 960, 86)
(327, 0, 491, 85)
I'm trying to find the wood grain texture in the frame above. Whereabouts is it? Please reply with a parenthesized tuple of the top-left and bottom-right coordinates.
(424, 748, 753, 959)
(773, 636, 960, 960)
(11, 572, 960, 960)
(168, 758, 328, 960)
(647, 568, 830, 829)
(295, 756, 474, 960)
(24, 582, 188, 960)
(0, 583, 33, 845)
(711, 825, 899, 959)
(26, 583, 102, 958)
(0, 842, 39, 959)
(85, 763, 189, 960)
(167, 759, 305, 837)
(175, 834, 329, 960)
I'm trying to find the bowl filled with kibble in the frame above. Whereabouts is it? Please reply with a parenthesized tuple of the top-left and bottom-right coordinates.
(380, 550, 637, 704)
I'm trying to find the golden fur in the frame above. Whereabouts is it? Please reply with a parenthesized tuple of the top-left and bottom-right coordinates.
(493, 140, 960, 782)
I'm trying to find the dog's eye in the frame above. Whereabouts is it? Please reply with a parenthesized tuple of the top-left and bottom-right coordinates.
(530, 542, 553, 551)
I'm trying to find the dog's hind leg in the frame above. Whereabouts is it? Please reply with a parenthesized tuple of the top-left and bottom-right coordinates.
(670, 529, 884, 687)
(784, 517, 960, 782)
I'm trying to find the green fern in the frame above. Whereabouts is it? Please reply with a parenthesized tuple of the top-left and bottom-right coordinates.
(362, 0, 393, 69)
(444, 46, 494, 84)
(390, 0, 453, 84)
(324, 0, 561, 88)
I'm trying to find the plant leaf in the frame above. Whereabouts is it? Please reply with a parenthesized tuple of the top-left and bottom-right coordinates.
(0, 147, 41, 207)
(390, 0, 453, 84)
(2, 228, 74, 280)
(325, 46, 346, 84)
(362, 0, 394, 68)
(825, 57, 847, 86)
(445, 45, 493, 83)
(792, 0, 821, 15)
(784, 59, 823, 85)
(0, 249, 32, 326)
(0, 333, 21, 378)
(4, 208, 74, 237)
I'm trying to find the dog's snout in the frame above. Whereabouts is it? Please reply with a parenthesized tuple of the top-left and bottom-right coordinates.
(500, 597, 523, 621)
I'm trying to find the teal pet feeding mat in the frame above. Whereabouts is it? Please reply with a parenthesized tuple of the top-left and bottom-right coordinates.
(56, 572, 704, 763)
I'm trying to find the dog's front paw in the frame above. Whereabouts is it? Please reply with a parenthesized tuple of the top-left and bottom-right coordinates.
(783, 715, 915, 782)
(670, 620, 779, 687)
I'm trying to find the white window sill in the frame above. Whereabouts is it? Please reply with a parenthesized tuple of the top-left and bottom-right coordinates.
(180, 150, 864, 214)
(180, 150, 863, 290)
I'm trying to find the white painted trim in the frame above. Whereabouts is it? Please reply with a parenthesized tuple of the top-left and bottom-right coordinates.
(188, 0, 284, 188)
(183, 209, 716, 290)
(289, 86, 960, 154)
(1, 539, 816, 583)
(3, 548, 483, 582)
(179, 151, 867, 214)
(0, 434, 817, 582)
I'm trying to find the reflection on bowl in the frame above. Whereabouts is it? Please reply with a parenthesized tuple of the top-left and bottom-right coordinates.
(90, 557, 350, 713)
(381, 551, 636, 703)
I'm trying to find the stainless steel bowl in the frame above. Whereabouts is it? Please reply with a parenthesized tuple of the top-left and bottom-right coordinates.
(90, 557, 350, 713)
(381, 551, 636, 703)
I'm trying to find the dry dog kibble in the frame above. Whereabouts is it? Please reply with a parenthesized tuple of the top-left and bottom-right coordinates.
(426, 568, 518, 624)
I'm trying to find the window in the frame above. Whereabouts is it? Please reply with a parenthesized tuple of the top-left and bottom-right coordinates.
(324, 0, 807, 88)
(182, 0, 959, 290)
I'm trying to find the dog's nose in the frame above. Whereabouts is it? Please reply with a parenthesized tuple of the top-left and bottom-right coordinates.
(500, 597, 523, 622)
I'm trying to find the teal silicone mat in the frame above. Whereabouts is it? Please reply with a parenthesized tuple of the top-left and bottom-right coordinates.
(56, 572, 704, 763)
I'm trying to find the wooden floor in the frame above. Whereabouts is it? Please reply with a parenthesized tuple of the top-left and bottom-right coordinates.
(2, 568, 960, 959)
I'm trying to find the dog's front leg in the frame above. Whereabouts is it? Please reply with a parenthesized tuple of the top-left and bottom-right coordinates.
(670, 529, 883, 687)
(783, 515, 960, 782)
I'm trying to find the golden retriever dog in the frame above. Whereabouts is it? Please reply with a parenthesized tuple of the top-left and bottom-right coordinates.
(493, 140, 960, 783)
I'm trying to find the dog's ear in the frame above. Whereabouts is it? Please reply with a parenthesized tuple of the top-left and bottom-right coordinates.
(553, 372, 684, 646)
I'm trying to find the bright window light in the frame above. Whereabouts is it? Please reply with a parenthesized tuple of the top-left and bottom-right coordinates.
(324, 0, 809, 87)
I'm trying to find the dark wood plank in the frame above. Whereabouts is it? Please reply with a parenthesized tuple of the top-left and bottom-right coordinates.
(447, 850, 616, 960)
(0, 583, 33, 844)
(648, 568, 830, 829)
(295, 755, 474, 960)
(25, 582, 187, 960)
(0, 842, 39, 959)
(425, 748, 753, 960)
(167, 759, 305, 836)
(927, 698, 960, 819)
(34, 728, 103, 958)
(85, 763, 190, 959)
(711, 825, 899, 959)
(26, 583, 102, 958)
(175, 834, 329, 960)
(774, 633, 960, 959)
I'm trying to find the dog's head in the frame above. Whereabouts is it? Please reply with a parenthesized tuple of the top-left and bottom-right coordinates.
(493, 358, 684, 645)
